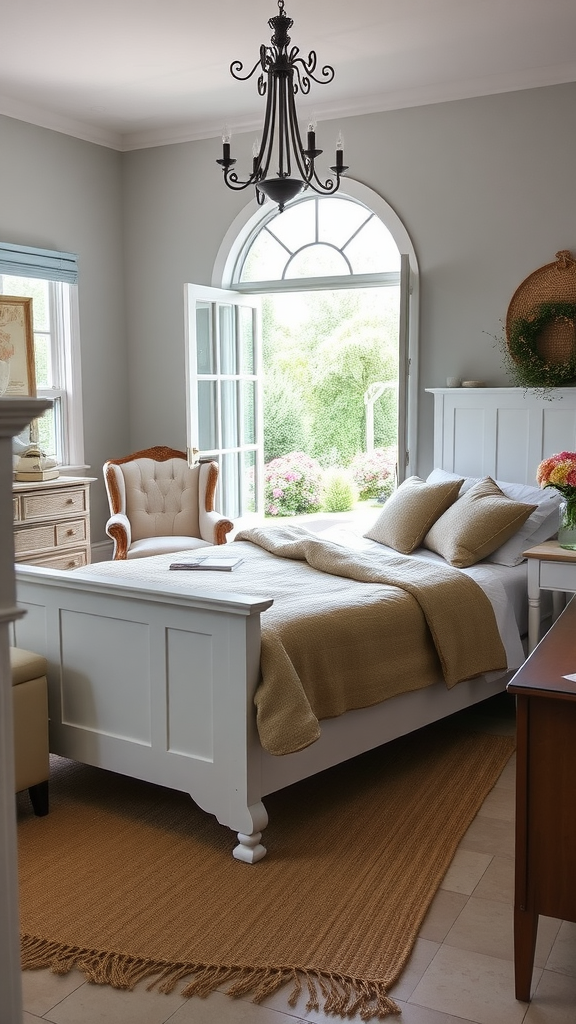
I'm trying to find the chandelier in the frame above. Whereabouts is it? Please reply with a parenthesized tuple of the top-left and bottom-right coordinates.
(217, 0, 348, 212)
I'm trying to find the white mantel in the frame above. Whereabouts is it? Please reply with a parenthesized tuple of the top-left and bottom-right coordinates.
(0, 397, 51, 1024)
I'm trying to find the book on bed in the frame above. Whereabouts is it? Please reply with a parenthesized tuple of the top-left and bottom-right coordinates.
(169, 556, 244, 571)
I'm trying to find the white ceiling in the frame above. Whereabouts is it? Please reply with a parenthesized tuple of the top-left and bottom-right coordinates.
(2, 0, 575, 152)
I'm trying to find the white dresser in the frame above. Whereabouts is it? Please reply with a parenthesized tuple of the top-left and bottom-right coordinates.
(13, 475, 96, 568)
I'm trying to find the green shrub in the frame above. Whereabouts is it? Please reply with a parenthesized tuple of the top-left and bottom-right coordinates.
(322, 470, 357, 512)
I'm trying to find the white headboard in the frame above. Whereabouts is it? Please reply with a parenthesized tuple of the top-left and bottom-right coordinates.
(427, 387, 576, 486)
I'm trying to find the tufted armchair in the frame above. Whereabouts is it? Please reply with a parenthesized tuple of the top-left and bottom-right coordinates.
(103, 446, 234, 560)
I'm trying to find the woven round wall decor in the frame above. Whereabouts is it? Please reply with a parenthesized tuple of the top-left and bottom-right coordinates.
(505, 250, 576, 388)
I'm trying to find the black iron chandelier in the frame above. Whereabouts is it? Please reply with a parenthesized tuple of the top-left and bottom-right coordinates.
(217, 0, 348, 212)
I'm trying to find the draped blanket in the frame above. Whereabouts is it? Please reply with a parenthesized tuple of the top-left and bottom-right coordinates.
(235, 526, 507, 755)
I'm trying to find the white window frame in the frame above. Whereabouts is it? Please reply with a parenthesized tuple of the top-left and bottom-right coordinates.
(0, 248, 85, 470)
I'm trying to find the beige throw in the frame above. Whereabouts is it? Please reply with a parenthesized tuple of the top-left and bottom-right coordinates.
(235, 526, 507, 755)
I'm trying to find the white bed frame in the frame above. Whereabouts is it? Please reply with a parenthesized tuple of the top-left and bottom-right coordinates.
(13, 387, 576, 861)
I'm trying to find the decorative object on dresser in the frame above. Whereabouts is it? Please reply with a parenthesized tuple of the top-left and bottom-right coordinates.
(13, 476, 96, 569)
(503, 250, 576, 391)
(103, 446, 234, 559)
(507, 596, 576, 1003)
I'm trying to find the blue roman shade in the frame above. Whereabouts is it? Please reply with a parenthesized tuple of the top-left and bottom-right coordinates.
(0, 242, 78, 284)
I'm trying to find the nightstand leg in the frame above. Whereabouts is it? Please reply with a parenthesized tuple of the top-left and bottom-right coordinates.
(514, 905, 538, 1002)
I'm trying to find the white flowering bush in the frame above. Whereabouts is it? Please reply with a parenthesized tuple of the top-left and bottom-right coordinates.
(350, 447, 396, 500)
(264, 452, 324, 516)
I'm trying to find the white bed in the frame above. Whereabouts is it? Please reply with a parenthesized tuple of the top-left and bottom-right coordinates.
(12, 387, 576, 861)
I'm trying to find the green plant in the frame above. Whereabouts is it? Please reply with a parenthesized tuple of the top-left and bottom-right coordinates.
(264, 451, 324, 516)
(498, 302, 576, 391)
(322, 469, 357, 512)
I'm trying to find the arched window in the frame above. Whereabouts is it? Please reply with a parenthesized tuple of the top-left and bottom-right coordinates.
(187, 183, 418, 522)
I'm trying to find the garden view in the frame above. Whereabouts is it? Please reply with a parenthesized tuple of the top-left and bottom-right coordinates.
(261, 285, 400, 519)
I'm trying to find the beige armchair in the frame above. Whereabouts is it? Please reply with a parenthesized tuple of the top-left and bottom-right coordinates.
(11, 647, 50, 816)
(103, 446, 234, 560)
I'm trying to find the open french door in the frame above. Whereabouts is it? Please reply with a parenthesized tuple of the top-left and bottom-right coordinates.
(185, 284, 263, 526)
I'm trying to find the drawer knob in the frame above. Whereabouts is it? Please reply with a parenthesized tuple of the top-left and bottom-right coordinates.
(66, 498, 74, 504)
(66, 529, 74, 536)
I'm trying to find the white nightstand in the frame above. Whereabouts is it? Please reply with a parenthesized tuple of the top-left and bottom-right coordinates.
(523, 540, 576, 652)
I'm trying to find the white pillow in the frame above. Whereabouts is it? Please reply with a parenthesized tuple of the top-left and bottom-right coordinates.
(426, 468, 561, 565)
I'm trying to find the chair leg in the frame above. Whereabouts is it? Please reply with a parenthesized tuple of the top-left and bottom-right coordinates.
(28, 780, 49, 817)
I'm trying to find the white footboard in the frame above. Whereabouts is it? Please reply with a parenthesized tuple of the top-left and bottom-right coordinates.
(13, 564, 511, 861)
(14, 564, 273, 862)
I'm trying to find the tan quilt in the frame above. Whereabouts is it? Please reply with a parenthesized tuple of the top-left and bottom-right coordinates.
(234, 526, 507, 755)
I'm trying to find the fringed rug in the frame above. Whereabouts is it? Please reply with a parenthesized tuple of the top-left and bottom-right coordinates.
(18, 718, 514, 1020)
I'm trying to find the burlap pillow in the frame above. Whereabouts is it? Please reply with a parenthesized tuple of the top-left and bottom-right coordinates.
(363, 475, 464, 554)
(423, 476, 537, 568)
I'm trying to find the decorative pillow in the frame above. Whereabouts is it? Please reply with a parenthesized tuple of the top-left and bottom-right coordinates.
(426, 468, 561, 565)
(363, 475, 464, 554)
(422, 476, 538, 568)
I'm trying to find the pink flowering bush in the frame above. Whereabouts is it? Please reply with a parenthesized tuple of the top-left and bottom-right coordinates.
(264, 452, 324, 516)
(349, 447, 396, 500)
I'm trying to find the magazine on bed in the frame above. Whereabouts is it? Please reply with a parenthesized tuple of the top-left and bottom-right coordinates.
(169, 556, 244, 572)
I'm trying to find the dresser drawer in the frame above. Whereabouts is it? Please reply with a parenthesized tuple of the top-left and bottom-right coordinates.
(21, 549, 88, 570)
(14, 518, 86, 556)
(20, 486, 87, 522)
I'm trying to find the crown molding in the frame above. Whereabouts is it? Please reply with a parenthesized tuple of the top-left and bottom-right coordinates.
(2, 63, 576, 154)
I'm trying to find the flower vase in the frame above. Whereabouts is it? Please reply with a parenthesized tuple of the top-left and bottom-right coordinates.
(558, 498, 576, 550)
(0, 359, 10, 396)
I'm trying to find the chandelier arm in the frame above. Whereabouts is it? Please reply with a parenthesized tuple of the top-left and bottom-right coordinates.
(230, 55, 266, 83)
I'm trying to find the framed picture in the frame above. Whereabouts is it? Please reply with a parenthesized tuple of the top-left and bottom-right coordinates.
(0, 295, 36, 397)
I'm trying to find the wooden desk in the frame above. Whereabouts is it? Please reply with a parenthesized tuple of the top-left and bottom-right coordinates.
(523, 540, 576, 652)
(507, 596, 576, 1002)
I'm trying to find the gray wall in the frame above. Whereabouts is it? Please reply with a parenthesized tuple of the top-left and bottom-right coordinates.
(123, 82, 576, 482)
(3, 82, 576, 544)
(0, 114, 127, 536)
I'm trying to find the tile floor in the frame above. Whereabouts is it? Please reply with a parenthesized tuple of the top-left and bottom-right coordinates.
(19, 693, 576, 1024)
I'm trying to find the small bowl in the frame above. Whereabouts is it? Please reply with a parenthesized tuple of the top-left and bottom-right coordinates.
(462, 380, 484, 388)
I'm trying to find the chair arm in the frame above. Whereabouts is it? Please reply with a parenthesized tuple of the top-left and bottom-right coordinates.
(199, 509, 235, 546)
(105, 513, 131, 560)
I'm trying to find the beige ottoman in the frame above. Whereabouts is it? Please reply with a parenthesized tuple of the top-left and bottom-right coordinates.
(11, 647, 49, 816)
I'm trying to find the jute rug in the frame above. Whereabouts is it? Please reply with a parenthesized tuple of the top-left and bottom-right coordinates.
(18, 719, 514, 1020)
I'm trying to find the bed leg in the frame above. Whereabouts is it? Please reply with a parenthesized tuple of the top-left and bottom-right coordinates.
(232, 801, 268, 863)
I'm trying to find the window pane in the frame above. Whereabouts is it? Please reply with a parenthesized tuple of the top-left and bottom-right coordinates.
(286, 243, 349, 279)
(318, 198, 371, 248)
(243, 449, 256, 513)
(243, 380, 256, 444)
(221, 452, 240, 519)
(196, 304, 214, 373)
(219, 305, 237, 374)
(266, 199, 315, 250)
(34, 333, 51, 387)
(198, 380, 217, 449)
(240, 230, 287, 283)
(35, 398, 58, 459)
(221, 380, 238, 448)
(344, 218, 401, 273)
(1, 275, 50, 331)
(239, 306, 254, 374)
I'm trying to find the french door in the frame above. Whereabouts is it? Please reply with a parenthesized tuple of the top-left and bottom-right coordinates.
(185, 284, 263, 524)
